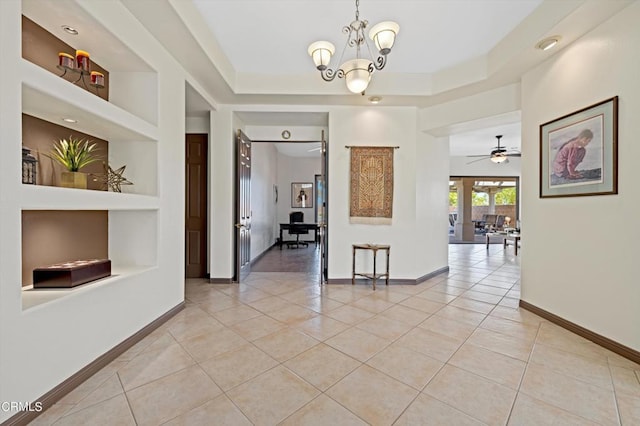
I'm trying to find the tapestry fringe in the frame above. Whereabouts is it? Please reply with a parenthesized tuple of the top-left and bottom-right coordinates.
(349, 216, 392, 225)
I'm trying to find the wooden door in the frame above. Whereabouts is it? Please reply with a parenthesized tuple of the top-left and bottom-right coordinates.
(234, 130, 252, 281)
(185, 134, 208, 278)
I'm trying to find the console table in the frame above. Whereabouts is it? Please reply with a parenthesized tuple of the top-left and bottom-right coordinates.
(486, 232, 521, 255)
(485, 231, 507, 249)
(352, 244, 390, 290)
(504, 234, 521, 255)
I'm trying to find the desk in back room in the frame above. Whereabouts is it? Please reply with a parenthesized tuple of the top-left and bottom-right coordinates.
(279, 223, 319, 249)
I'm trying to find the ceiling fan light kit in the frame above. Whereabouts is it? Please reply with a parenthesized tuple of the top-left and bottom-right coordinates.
(466, 135, 521, 164)
(490, 153, 508, 163)
(308, 0, 399, 94)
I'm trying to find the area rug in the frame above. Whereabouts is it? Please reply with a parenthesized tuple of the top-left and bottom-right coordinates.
(349, 146, 394, 224)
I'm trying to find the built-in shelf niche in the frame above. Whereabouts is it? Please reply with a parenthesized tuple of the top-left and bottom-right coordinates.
(22, 114, 109, 190)
(21, 15, 110, 102)
(21, 0, 158, 126)
(22, 210, 108, 287)
(21, 81, 159, 196)
(21, 208, 158, 310)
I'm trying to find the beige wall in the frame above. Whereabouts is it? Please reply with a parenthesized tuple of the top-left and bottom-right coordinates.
(520, 2, 640, 351)
(21, 211, 108, 286)
(22, 114, 109, 189)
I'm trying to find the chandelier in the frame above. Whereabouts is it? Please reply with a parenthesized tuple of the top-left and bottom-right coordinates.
(307, 0, 399, 94)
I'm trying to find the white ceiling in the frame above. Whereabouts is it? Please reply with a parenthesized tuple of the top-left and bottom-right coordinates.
(191, 0, 542, 75)
(449, 121, 521, 157)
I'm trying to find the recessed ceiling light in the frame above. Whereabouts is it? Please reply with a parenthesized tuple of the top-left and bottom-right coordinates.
(536, 36, 561, 51)
(62, 118, 77, 123)
(368, 96, 382, 104)
(62, 25, 78, 35)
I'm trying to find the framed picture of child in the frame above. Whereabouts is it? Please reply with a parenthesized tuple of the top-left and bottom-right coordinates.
(540, 96, 618, 198)
(291, 182, 313, 208)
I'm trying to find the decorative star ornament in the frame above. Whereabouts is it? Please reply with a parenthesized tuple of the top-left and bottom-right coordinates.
(91, 162, 133, 192)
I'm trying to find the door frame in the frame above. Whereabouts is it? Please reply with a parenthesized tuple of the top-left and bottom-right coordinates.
(238, 132, 328, 282)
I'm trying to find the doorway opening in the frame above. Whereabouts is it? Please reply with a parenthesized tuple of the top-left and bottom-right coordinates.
(234, 131, 328, 284)
(449, 176, 520, 243)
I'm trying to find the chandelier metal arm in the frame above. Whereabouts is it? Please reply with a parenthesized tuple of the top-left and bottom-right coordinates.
(371, 53, 387, 71)
(319, 67, 345, 82)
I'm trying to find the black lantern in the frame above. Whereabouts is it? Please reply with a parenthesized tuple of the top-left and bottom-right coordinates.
(22, 146, 37, 184)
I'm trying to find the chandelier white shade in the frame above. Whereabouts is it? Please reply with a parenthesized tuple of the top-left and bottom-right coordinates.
(307, 41, 335, 70)
(342, 59, 373, 94)
(307, 0, 399, 94)
(369, 21, 399, 54)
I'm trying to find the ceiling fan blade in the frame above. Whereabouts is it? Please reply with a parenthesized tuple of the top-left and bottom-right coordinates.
(506, 152, 521, 157)
(466, 154, 490, 157)
(466, 156, 490, 164)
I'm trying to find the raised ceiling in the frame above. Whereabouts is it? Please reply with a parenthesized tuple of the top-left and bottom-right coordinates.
(122, 0, 631, 108)
(191, 0, 541, 75)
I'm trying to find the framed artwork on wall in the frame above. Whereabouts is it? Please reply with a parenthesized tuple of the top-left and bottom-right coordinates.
(540, 96, 618, 198)
(291, 182, 313, 208)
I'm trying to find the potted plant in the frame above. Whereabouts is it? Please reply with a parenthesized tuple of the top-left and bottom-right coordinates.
(48, 136, 100, 189)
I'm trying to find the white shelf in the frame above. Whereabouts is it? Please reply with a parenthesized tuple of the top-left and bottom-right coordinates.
(21, 59, 157, 142)
(20, 184, 159, 210)
(21, 265, 157, 311)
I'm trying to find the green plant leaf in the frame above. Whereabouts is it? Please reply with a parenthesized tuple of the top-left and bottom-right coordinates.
(46, 136, 101, 172)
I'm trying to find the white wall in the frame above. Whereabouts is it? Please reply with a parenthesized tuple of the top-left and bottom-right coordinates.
(415, 133, 450, 278)
(250, 142, 278, 257)
(245, 125, 327, 142)
(328, 106, 448, 280)
(209, 107, 239, 279)
(419, 84, 521, 135)
(186, 116, 209, 133)
(520, 1, 640, 351)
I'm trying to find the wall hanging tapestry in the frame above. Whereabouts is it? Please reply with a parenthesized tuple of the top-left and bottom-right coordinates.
(349, 146, 394, 224)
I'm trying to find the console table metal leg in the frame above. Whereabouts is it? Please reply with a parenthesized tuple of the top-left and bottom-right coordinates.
(372, 249, 377, 290)
(352, 245, 356, 285)
(385, 247, 390, 286)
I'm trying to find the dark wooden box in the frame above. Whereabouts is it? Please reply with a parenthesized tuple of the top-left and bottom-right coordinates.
(33, 259, 111, 288)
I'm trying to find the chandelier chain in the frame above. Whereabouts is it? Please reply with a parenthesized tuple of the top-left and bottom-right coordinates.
(355, 0, 360, 21)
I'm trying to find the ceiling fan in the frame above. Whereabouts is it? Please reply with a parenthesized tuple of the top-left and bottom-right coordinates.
(466, 135, 521, 164)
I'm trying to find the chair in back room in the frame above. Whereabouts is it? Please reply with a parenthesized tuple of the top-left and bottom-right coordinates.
(287, 211, 308, 248)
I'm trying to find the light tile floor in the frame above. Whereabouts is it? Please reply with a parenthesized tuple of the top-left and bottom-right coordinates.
(33, 244, 640, 425)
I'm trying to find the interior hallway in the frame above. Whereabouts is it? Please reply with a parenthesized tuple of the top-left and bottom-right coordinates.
(31, 245, 640, 425)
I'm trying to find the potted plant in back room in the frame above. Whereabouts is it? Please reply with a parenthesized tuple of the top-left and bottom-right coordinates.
(48, 136, 100, 189)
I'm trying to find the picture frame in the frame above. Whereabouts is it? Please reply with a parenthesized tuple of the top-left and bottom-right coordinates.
(540, 96, 618, 198)
(291, 182, 313, 208)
